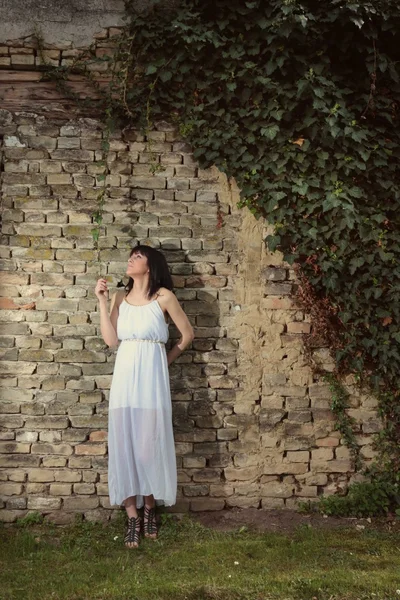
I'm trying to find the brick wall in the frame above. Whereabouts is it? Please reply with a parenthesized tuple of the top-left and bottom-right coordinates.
(0, 28, 381, 524)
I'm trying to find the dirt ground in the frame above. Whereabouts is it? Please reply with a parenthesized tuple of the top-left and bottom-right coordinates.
(188, 507, 399, 534)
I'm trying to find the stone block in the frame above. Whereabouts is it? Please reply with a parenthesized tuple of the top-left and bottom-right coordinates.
(0, 510, 28, 522)
(0, 442, 30, 454)
(25, 417, 69, 430)
(190, 498, 225, 511)
(0, 482, 23, 495)
(63, 497, 99, 511)
(310, 460, 354, 473)
(287, 322, 311, 334)
(31, 443, 73, 455)
(260, 497, 285, 509)
(285, 451, 309, 463)
(315, 437, 340, 447)
(261, 482, 294, 498)
(27, 469, 55, 482)
(224, 466, 259, 481)
(54, 469, 82, 483)
(50, 483, 72, 495)
(75, 443, 106, 455)
(27, 497, 62, 510)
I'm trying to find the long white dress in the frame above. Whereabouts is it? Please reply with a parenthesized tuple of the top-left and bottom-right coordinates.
(107, 296, 177, 509)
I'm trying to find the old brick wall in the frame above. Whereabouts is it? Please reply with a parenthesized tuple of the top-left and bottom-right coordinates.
(0, 26, 381, 524)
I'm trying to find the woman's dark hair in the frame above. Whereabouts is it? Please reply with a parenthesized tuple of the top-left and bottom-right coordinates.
(124, 243, 174, 299)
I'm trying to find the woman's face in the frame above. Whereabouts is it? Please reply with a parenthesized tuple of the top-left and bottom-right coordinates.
(126, 250, 149, 277)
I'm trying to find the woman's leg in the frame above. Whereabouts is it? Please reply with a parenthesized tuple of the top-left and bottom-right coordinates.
(123, 496, 141, 548)
(143, 494, 157, 539)
(144, 493, 155, 509)
(124, 495, 138, 518)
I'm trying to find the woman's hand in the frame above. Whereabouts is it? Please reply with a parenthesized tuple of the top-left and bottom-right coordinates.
(95, 278, 109, 302)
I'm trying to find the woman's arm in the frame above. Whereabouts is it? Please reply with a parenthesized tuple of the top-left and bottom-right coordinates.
(163, 291, 195, 366)
(99, 292, 121, 348)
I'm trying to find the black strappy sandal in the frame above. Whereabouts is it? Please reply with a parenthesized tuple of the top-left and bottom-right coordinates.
(143, 505, 158, 539)
(124, 515, 141, 548)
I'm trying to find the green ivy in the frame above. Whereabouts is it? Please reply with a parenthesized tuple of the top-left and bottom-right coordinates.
(299, 478, 400, 518)
(323, 373, 362, 471)
(119, 0, 400, 484)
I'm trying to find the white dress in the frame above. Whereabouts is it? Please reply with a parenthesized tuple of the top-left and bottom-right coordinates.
(107, 296, 177, 509)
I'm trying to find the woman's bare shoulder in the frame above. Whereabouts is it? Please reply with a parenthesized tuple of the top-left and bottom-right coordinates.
(156, 287, 174, 300)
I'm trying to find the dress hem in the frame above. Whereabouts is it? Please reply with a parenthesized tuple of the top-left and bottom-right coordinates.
(109, 496, 177, 509)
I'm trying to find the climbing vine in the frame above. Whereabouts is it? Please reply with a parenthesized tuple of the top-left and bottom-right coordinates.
(119, 0, 400, 491)
(35, 0, 400, 508)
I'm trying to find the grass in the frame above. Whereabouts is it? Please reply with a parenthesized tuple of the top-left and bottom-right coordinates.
(0, 511, 399, 600)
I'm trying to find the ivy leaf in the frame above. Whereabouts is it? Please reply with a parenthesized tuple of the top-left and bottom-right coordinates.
(270, 191, 287, 201)
(265, 234, 281, 252)
(308, 227, 318, 240)
(292, 182, 309, 195)
(297, 79, 309, 97)
(145, 64, 158, 75)
(349, 256, 364, 275)
(299, 15, 308, 28)
(261, 125, 279, 140)
(160, 70, 172, 82)
(348, 187, 363, 198)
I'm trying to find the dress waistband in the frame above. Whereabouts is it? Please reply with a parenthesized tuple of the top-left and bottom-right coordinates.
(121, 338, 165, 345)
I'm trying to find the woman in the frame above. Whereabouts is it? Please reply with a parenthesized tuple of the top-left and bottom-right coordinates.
(95, 243, 195, 548)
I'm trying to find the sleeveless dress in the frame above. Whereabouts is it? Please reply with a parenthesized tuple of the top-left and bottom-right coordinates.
(107, 296, 177, 509)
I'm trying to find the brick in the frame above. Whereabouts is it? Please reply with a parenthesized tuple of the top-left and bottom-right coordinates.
(209, 484, 234, 497)
(60, 125, 81, 136)
(0, 415, 25, 427)
(0, 442, 30, 454)
(225, 496, 260, 508)
(27, 497, 62, 510)
(51, 150, 94, 162)
(73, 483, 95, 494)
(50, 483, 72, 495)
(191, 468, 221, 483)
(261, 267, 287, 281)
(224, 466, 259, 481)
(0, 454, 40, 468)
(261, 481, 294, 498)
(287, 322, 311, 334)
(63, 497, 99, 511)
(89, 430, 107, 442)
(11, 54, 35, 66)
(57, 137, 80, 149)
(182, 456, 206, 468)
(31, 443, 72, 455)
(25, 417, 69, 430)
(75, 443, 106, 455)
(0, 510, 27, 522)
(0, 482, 23, 495)
(281, 462, 309, 475)
(54, 469, 82, 482)
(286, 451, 310, 462)
(128, 176, 166, 189)
(47, 174, 72, 184)
(261, 498, 285, 509)
(190, 498, 225, 511)
(310, 460, 354, 473)
(335, 446, 352, 460)
(27, 469, 55, 482)
(6, 497, 27, 509)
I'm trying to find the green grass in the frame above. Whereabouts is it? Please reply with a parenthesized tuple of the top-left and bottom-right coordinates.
(0, 512, 399, 600)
